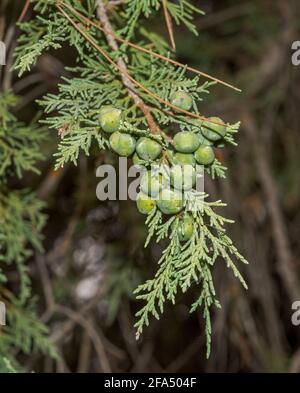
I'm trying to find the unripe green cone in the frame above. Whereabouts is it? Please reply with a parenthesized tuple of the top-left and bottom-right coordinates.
(133, 152, 144, 166)
(194, 145, 215, 165)
(201, 117, 227, 142)
(173, 131, 200, 153)
(157, 189, 184, 215)
(170, 91, 193, 111)
(99, 105, 122, 133)
(173, 152, 195, 166)
(170, 165, 196, 191)
(136, 137, 162, 161)
(176, 215, 194, 242)
(136, 192, 156, 215)
(140, 171, 162, 197)
(199, 134, 213, 146)
(109, 132, 136, 156)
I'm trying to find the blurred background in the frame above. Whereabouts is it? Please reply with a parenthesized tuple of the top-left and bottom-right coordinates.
(1, 0, 300, 372)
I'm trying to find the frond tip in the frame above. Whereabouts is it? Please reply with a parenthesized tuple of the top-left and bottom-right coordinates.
(134, 193, 248, 356)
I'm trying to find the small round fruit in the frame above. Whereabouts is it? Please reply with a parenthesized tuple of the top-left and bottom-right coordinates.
(157, 189, 184, 215)
(170, 165, 196, 191)
(133, 152, 144, 166)
(194, 145, 215, 165)
(136, 192, 156, 215)
(99, 105, 122, 133)
(170, 91, 193, 111)
(173, 131, 200, 153)
(109, 132, 136, 156)
(174, 152, 196, 166)
(198, 134, 213, 146)
(177, 215, 194, 242)
(136, 137, 162, 161)
(201, 117, 227, 142)
(140, 171, 162, 197)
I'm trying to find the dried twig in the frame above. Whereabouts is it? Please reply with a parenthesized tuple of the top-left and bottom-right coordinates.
(77, 329, 92, 373)
(162, 0, 176, 50)
(60, 1, 241, 92)
(55, 305, 112, 372)
(96, 0, 159, 133)
(50, 286, 105, 342)
(18, 0, 31, 23)
(57, 4, 227, 129)
(36, 254, 56, 312)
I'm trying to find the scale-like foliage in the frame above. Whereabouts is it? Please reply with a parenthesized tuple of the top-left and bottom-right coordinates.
(0, 93, 57, 372)
(14, 0, 248, 357)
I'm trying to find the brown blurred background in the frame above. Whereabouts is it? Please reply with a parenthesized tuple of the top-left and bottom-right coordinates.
(1, 0, 300, 372)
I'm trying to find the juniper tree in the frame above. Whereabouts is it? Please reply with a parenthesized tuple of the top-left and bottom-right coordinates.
(14, 0, 248, 357)
(0, 91, 57, 372)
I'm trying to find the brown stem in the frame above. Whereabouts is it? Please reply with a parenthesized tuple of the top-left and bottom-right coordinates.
(57, 2, 228, 128)
(60, 1, 241, 92)
(96, 0, 159, 134)
(18, 0, 30, 23)
(162, 0, 176, 50)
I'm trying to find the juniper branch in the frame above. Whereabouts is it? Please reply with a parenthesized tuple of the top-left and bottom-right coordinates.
(59, 1, 241, 92)
(96, 0, 159, 134)
(57, 2, 228, 128)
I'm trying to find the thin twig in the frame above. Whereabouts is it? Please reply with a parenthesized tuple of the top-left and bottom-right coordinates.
(55, 305, 112, 373)
(162, 0, 176, 50)
(60, 1, 241, 92)
(96, 0, 159, 133)
(77, 327, 92, 373)
(57, 4, 227, 128)
(36, 254, 56, 312)
(50, 287, 105, 342)
(18, 0, 31, 23)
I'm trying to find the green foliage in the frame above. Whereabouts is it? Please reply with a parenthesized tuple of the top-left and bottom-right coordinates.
(14, 0, 248, 357)
(0, 191, 45, 299)
(0, 92, 57, 372)
(122, 0, 204, 39)
(135, 193, 247, 357)
(0, 92, 46, 179)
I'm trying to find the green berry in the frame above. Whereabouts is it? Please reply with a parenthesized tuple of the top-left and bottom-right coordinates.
(173, 132, 200, 153)
(201, 117, 227, 142)
(198, 134, 213, 146)
(136, 137, 162, 161)
(174, 152, 195, 166)
(170, 91, 193, 111)
(133, 152, 144, 166)
(157, 189, 184, 215)
(176, 215, 194, 242)
(194, 145, 215, 165)
(136, 192, 156, 215)
(140, 171, 162, 197)
(170, 165, 196, 191)
(99, 105, 122, 133)
(109, 132, 136, 157)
